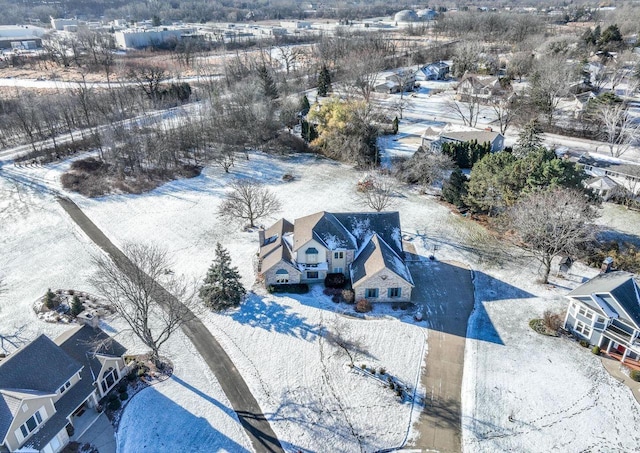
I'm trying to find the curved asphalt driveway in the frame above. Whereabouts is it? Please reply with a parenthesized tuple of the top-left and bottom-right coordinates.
(57, 196, 283, 453)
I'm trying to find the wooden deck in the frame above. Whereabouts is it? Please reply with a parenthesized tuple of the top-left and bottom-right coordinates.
(605, 351, 640, 372)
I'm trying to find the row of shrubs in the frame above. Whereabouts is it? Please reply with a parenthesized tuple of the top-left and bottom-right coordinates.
(106, 381, 129, 411)
(267, 283, 310, 294)
(323, 287, 354, 303)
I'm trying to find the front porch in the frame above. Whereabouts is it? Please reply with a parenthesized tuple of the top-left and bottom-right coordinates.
(69, 403, 102, 442)
(604, 350, 640, 372)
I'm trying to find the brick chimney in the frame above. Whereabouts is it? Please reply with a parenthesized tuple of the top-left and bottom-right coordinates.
(258, 229, 265, 246)
(601, 256, 614, 274)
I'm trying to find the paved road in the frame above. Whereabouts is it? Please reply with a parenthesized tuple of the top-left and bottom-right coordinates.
(409, 259, 475, 453)
(57, 196, 283, 453)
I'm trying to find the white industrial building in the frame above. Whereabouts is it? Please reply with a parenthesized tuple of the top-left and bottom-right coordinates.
(114, 27, 195, 49)
(0, 25, 45, 49)
(50, 17, 79, 30)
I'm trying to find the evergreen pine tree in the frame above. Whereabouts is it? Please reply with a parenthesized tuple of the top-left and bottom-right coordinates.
(70, 295, 84, 317)
(442, 169, 468, 208)
(392, 116, 399, 135)
(257, 65, 278, 99)
(44, 289, 57, 310)
(514, 120, 544, 158)
(317, 65, 332, 97)
(300, 95, 311, 116)
(199, 243, 246, 311)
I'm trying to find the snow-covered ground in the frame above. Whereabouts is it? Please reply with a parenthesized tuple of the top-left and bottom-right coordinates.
(1, 154, 436, 451)
(3, 141, 640, 451)
(0, 171, 255, 452)
(116, 326, 253, 453)
(462, 262, 640, 452)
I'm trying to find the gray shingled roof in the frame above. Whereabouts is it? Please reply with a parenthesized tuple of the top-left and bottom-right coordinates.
(0, 335, 82, 442)
(293, 212, 357, 251)
(440, 130, 501, 145)
(350, 234, 413, 286)
(332, 212, 404, 257)
(55, 325, 127, 379)
(0, 335, 81, 393)
(23, 326, 128, 450)
(568, 272, 640, 327)
(260, 218, 299, 274)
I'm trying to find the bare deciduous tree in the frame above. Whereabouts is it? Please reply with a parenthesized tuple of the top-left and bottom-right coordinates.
(218, 179, 282, 228)
(503, 188, 599, 283)
(355, 173, 397, 212)
(447, 95, 481, 127)
(592, 101, 640, 158)
(324, 315, 368, 367)
(528, 56, 574, 125)
(90, 243, 196, 366)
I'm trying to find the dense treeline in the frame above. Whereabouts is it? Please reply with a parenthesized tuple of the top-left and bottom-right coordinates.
(0, 0, 410, 25)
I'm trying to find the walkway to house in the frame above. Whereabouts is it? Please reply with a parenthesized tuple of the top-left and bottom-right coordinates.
(407, 259, 475, 453)
(600, 354, 640, 405)
(57, 196, 283, 453)
(76, 413, 116, 453)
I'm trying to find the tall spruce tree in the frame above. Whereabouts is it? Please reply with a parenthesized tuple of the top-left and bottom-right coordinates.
(200, 243, 246, 310)
(514, 120, 544, 158)
(257, 65, 278, 99)
(317, 65, 332, 97)
(300, 95, 311, 116)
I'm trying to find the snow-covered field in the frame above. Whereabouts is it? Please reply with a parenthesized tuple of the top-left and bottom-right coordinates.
(1, 154, 438, 451)
(462, 263, 640, 452)
(2, 107, 640, 451)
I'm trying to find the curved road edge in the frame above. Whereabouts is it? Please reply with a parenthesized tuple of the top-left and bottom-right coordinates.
(56, 195, 283, 453)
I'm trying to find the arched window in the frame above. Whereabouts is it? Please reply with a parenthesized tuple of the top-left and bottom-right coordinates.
(101, 367, 117, 394)
(306, 247, 318, 263)
(275, 269, 289, 283)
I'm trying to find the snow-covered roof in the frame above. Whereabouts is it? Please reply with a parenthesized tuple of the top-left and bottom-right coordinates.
(350, 234, 413, 286)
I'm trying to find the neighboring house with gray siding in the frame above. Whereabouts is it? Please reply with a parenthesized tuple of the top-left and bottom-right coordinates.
(258, 211, 413, 302)
(0, 325, 127, 453)
(563, 271, 640, 364)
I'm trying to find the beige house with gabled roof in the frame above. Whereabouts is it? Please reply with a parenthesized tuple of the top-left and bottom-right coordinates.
(258, 212, 414, 302)
(0, 326, 127, 453)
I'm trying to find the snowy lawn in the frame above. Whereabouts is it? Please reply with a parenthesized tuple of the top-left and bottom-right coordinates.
(462, 263, 640, 452)
(116, 326, 253, 453)
(5, 148, 640, 452)
(0, 174, 257, 452)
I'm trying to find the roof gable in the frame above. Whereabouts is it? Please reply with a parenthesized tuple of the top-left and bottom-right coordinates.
(0, 335, 81, 393)
(350, 234, 413, 286)
(568, 272, 640, 327)
(293, 212, 357, 251)
(0, 335, 82, 442)
(331, 212, 403, 257)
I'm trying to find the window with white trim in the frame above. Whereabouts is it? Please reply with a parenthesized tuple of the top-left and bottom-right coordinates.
(275, 269, 289, 284)
(333, 267, 343, 274)
(58, 380, 71, 394)
(578, 305, 593, 320)
(365, 288, 379, 298)
(575, 320, 591, 337)
(16, 408, 45, 442)
(388, 287, 401, 298)
(101, 367, 118, 394)
(334, 251, 344, 259)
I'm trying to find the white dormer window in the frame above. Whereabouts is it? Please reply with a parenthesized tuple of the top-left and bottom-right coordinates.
(59, 380, 71, 394)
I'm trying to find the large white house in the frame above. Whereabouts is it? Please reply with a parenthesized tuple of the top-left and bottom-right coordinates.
(258, 212, 414, 303)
